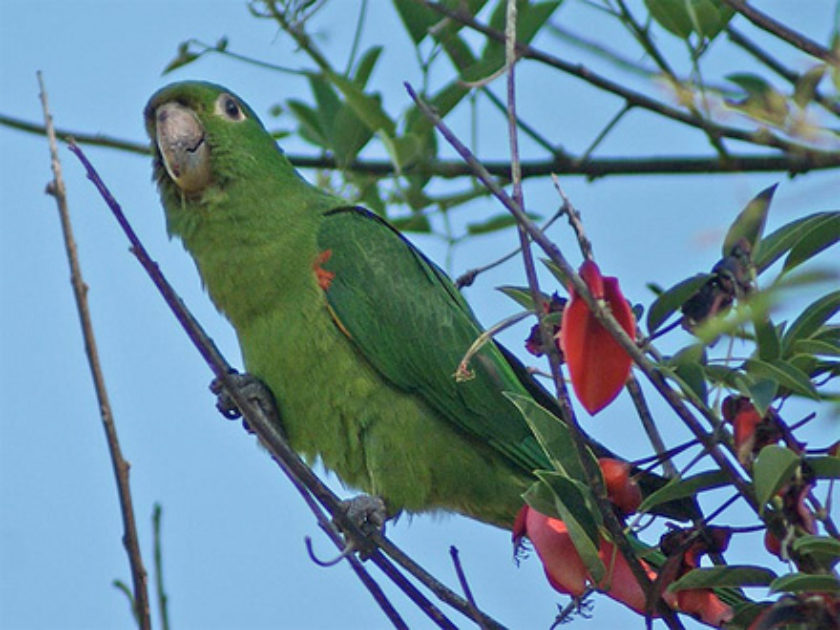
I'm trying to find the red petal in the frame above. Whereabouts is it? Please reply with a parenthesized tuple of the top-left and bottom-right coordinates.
(560, 262, 635, 414)
(521, 508, 589, 596)
(675, 589, 734, 627)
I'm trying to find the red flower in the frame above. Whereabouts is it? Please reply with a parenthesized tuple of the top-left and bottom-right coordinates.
(560, 260, 635, 414)
(513, 505, 661, 616)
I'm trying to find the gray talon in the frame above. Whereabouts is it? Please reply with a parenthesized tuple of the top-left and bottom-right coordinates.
(339, 495, 388, 536)
(210, 372, 280, 432)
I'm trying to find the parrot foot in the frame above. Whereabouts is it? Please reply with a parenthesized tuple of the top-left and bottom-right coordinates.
(210, 371, 280, 433)
(326, 494, 387, 560)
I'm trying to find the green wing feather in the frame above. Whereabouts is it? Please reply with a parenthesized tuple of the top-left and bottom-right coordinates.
(317, 207, 550, 474)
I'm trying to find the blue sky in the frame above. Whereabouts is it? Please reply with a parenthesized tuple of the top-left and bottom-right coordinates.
(1, 2, 838, 629)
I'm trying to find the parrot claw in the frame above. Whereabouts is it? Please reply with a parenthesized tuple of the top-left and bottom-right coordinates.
(339, 494, 388, 535)
(327, 494, 387, 560)
(210, 372, 280, 433)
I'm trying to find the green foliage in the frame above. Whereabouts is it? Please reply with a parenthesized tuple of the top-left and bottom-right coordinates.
(667, 566, 777, 592)
(644, 0, 734, 39)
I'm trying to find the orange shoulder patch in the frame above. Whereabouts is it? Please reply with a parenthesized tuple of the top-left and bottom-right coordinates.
(313, 249, 335, 290)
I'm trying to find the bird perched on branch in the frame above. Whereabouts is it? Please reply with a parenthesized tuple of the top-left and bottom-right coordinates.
(144, 81, 690, 529)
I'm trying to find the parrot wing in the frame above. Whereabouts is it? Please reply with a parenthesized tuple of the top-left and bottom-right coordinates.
(317, 206, 550, 474)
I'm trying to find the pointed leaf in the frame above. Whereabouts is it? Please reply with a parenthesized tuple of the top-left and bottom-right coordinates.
(769, 573, 840, 595)
(792, 535, 840, 560)
(754, 212, 838, 273)
(792, 339, 840, 357)
(667, 566, 776, 592)
(723, 184, 776, 257)
(353, 45, 383, 87)
(327, 72, 396, 137)
(782, 213, 840, 272)
(505, 392, 591, 481)
(806, 455, 840, 480)
(638, 470, 729, 514)
(497, 286, 548, 311)
(782, 291, 840, 353)
(536, 471, 606, 581)
(744, 358, 819, 400)
(753, 445, 800, 514)
(747, 378, 778, 417)
(754, 317, 781, 361)
(793, 64, 827, 107)
(646, 273, 712, 334)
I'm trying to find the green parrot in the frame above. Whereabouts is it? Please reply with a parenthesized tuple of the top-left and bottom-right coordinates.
(144, 81, 684, 529)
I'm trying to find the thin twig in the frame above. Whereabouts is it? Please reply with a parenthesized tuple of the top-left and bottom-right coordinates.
(152, 505, 170, 630)
(68, 143, 506, 630)
(449, 547, 488, 630)
(626, 376, 678, 479)
(414, 0, 833, 157)
(37, 74, 151, 630)
(720, 0, 840, 65)
(5, 114, 840, 179)
(726, 26, 840, 117)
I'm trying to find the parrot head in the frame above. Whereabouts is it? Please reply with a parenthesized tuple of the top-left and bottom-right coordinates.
(144, 81, 278, 200)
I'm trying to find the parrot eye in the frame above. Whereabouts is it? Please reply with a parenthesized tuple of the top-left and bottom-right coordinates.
(216, 94, 245, 122)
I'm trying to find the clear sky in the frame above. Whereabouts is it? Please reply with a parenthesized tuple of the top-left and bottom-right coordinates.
(1, 2, 837, 629)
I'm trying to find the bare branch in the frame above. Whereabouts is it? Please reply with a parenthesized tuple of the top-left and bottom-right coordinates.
(720, 0, 840, 65)
(37, 73, 152, 630)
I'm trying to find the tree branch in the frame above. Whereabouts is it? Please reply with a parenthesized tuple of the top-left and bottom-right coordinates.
(38, 74, 152, 630)
(5, 113, 840, 179)
(414, 0, 835, 157)
(720, 0, 840, 65)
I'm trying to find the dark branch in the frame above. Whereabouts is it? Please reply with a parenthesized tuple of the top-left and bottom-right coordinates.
(4, 113, 840, 181)
(720, 0, 840, 65)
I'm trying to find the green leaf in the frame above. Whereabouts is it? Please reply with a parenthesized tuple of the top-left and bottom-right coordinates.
(326, 72, 396, 137)
(353, 46, 383, 88)
(392, 0, 439, 43)
(793, 64, 827, 108)
(645, 0, 734, 39)
(792, 535, 840, 563)
(286, 100, 328, 148)
(638, 470, 729, 514)
(806, 455, 840, 480)
(726, 75, 789, 126)
(667, 344, 709, 405)
(505, 392, 592, 482)
(667, 566, 776, 592)
(497, 286, 543, 311)
(162, 41, 201, 74)
(747, 378, 778, 417)
(536, 470, 606, 582)
(754, 317, 781, 361)
(769, 573, 840, 595)
(782, 291, 840, 354)
(646, 273, 712, 334)
(792, 339, 840, 357)
(783, 212, 840, 272)
(754, 212, 838, 273)
(744, 358, 819, 400)
(723, 184, 776, 257)
(753, 445, 800, 514)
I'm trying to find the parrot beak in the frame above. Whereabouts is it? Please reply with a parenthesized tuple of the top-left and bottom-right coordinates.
(152, 102, 211, 195)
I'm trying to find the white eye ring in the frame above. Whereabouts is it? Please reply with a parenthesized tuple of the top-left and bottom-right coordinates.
(216, 93, 245, 121)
